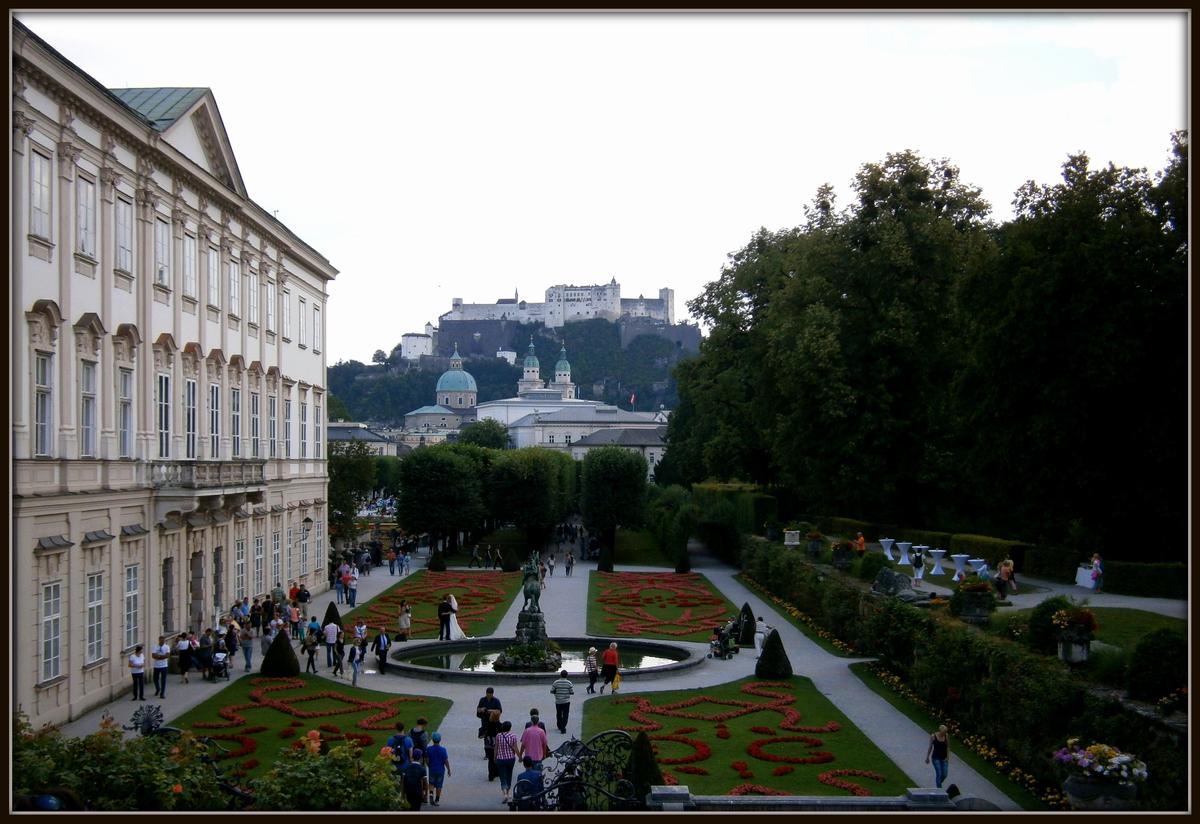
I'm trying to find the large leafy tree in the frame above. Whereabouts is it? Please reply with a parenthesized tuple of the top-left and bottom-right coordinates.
(487, 448, 575, 548)
(327, 439, 377, 544)
(457, 418, 510, 449)
(395, 445, 485, 551)
(581, 446, 647, 567)
(953, 133, 1187, 553)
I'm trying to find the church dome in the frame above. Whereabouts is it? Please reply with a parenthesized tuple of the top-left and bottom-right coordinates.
(555, 345, 571, 373)
(523, 339, 540, 369)
(437, 344, 477, 392)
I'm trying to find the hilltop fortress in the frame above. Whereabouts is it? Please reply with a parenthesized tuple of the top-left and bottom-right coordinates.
(440, 278, 674, 328)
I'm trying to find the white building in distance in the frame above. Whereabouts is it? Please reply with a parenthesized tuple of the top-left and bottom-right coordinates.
(440, 279, 675, 329)
(12, 21, 337, 728)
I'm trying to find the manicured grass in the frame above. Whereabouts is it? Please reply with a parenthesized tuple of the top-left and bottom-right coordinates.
(735, 574, 862, 657)
(1089, 608, 1185, 651)
(582, 675, 908, 796)
(848, 662, 1056, 810)
(587, 570, 741, 643)
(170, 674, 451, 783)
(340, 569, 523, 639)
(613, 528, 675, 567)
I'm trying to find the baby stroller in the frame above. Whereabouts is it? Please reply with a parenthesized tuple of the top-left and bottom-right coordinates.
(210, 650, 231, 681)
(707, 625, 736, 660)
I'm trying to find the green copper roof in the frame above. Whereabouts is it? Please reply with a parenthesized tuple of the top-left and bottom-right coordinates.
(109, 87, 208, 132)
(555, 345, 571, 373)
(437, 344, 477, 393)
(524, 337, 540, 369)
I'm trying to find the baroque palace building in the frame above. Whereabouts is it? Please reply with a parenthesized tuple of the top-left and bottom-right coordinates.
(11, 21, 338, 727)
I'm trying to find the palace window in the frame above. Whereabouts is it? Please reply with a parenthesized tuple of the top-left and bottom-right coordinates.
(313, 306, 321, 353)
(116, 198, 134, 272)
(314, 397, 322, 459)
(283, 398, 292, 458)
(35, 353, 53, 456)
(248, 270, 259, 325)
(41, 582, 62, 682)
(254, 535, 264, 595)
(156, 373, 171, 458)
(282, 290, 291, 339)
(266, 281, 276, 332)
(80, 360, 97, 457)
(118, 368, 133, 458)
(298, 298, 307, 347)
(209, 383, 221, 458)
(235, 539, 246, 601)
(183, 234, 197, 298)
(268, 394, 277, 457)
(299, 400, 307, 458)
(271, 531, 281, 587)
(154, 218, 170, 286)
(124, 565, 139, 650)
(207, 247, 220, 306)
(251, 392, 260, 457)
(228, 259, 241, 316)
(86, 573, 104, 664)
(76, 175, 96, 258)
(30, 150, 52, 239)
(184, 378, 197, 459)
(231, 388, 242, 457)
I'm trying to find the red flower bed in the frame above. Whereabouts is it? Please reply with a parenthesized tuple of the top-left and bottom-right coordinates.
(751, 726, 775, 735)
(728, 784, 792, 797)
(240, 759, 260, 771)
(650, 735, 712, 765)
(278, 727, 297, 739)
(319, 723, 342, 734)
(817, 769, 886, 797)
(593, 572, 730, 637)
(674, 766, 709, 776)
(747, 736, 835, 765)
(204, 733, 258, 760)
(716, 725, 731, 740)
(345, 571, 519, 636)
(772, 766, 794, 777)
(731, 760, 748, 772)
(673, 726, 698, 734)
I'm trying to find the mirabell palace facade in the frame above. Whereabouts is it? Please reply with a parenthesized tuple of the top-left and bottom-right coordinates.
(11, 21, 338, 727)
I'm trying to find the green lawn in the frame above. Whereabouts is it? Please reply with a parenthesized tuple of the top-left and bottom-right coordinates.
(582, 675, 908, 796)
(170, 674, 451, 783)
(613, 529, 675, 567)
(734, 574, 862, 657)
(339, 569, 523, 638)
(1090, 608, 1186, 651)
(847, 662, 1057, 810)
(587, 570, 741, 643)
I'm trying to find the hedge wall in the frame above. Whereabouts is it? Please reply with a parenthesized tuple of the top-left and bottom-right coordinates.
(738, 538, 1184, 810)
(1102, 562, 1188, 599)
(896, 528, 954, 549)
(948, 534, 1026, 567)
(1022, 545, 1082, 582)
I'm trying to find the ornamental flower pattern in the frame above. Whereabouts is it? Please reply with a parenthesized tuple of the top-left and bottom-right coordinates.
(608, 681, 870, 796)
(593, 572, 732, 638)
(343, 570, 521, 637)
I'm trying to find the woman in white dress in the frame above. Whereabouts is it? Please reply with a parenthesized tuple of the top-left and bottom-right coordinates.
(448, 594, 471, 640)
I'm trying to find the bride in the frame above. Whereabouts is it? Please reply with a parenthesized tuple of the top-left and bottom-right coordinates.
(448, 594, 471, 640)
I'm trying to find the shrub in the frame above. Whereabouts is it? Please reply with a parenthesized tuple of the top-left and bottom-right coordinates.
(895, 528, 953, 549)
(1022, 545, 1081, 582)
(673, 531, 691, 574)
(821, 516, 876, 540)
(596, 543, 614, 573)
(248, 734, 403, 810)
(1102, 562, 1187, 599)
(427, 550, 447, 572)
(322, 602, 343, 630)
(1084, 646, 1130, 689)
(857, 552, 893, 582)
(948, 534, 1022, 567)
(738, 602, 756, 646)
(947, 577, 997, 617)
(1026, 595, 1073, 654)
(1125, 628, 1186, 702)
(755, 629, 793, 679)
(625, 731, 664, 808)
(501, 543, 523, 572)
(260, 629, 300, 677)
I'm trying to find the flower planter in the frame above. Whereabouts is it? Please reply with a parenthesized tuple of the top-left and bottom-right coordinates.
(831, 546, 853, 571)
(806, 540, 823, 560)
(1057, 636, 1092, 665)
(957, 592, 994, 625)
(1063, 774, 1138, 811)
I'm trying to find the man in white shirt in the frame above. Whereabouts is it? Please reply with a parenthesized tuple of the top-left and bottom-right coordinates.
(348, 571, 360, 607)
(324, 619, 340, 668)
(151, 635, 172, 698)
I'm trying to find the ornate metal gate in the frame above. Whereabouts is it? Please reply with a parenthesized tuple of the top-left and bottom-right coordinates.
(509, 729, 641, 812)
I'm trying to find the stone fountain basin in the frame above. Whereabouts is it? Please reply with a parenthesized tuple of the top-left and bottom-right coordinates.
(387, 636, 704, 684)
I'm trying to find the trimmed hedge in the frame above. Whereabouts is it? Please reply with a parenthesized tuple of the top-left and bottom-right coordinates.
(1022, 545, 1082, 582)
(738, 538, 1185, 810)
(948, 534, 1023, 567)
(1102, 562, 1187, 599)
(819, 516, 877, 540)
(897, 528, 954, 549)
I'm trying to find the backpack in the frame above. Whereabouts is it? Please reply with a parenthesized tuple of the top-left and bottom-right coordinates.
(410, 727, 428, 753)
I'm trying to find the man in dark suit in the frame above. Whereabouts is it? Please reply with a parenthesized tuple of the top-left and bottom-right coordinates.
(371, 626, 391, 673)
(438, 594, 455, 641)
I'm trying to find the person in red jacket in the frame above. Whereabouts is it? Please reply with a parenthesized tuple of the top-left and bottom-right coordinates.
(600, 642, 620, 693)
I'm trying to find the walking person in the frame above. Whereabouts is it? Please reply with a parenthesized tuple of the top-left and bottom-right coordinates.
(494, 721, 519, 804)
(550, 670, 575, 734)
(334, 568, 345, 604)
(151, 636, 171, 698)
(397, 599, 412, 641)
(197, 628, 214, 680)
(424, 732, 451, 806)
(400, 749, 429, 812)
(323, 617, 339, 668)
(925, 724, 951, 788)
(175, 632, 194, 685)
(348, 637, 364, 687)
(483, 709, 502, 781)
(600, 642, 620, 693)
(911, 543, 926, 588)
(993, 558, 1013, 599)
(469, 545, 482, 568)
(387, 548, 397, 576)
(518, 714, 550, 769)
(584, 647, 599, 693)
(289, 601, 302, 639)
(240, 625, 254, 672)
(332, 631, 346, 678)
(565, 551, 574, 577)
(249, 598, 262, 636)
(303, 631, 319, 673)
(347, 570, 359, 607)
(547, 552, 555, 577)
(371, 626, 391, 674)
(1091, 553, 1105, 592)
(476, 686, 503, 757)
(128, 645, 147, 701)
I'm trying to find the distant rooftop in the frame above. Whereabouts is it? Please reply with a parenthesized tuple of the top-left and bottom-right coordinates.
(572, 427, 668, 448)
(109, 87, 208, 132)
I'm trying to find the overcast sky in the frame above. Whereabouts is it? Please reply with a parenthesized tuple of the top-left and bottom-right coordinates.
(16, 11, 1187, 365)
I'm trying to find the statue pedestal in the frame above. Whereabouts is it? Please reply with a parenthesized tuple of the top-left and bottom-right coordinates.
(515, 610, 549, 645)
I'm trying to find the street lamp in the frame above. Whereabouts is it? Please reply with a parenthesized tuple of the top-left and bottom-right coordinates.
(300, 516, 314, 539)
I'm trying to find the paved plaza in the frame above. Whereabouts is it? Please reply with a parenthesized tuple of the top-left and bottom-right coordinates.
(58, 540, 1184, 812)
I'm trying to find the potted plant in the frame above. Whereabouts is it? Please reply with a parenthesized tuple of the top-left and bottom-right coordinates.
(948, 576, 996, 624)
(1053, 738, 1147, 810)
(805, 530, 823, 559)
(1053, 607, 1098, 664)
(830, 540, 854, 570)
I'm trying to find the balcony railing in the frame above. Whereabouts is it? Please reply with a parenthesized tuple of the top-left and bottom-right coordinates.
(150, 459, 267, 489)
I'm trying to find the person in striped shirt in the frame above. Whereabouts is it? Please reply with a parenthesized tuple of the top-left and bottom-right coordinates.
(550, 670, 575, 734)
(494, 721, 519, 803)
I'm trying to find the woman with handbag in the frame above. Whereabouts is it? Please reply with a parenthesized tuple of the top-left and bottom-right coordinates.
(600, 642, 620, 693)
(483, 709, 502, 781)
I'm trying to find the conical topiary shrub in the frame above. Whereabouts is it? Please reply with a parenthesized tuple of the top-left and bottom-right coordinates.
(755, 628, 792, 679)
(674, 539, 691, 574)
(322, 601, 343, 630)
(501, 543, 522, 572)
(261, 627, 301, 677)
(597, 543, 614, 573)
(625, 730, 665, 809)
(738, 602, 756, 646)
(427, 549, 447, 572)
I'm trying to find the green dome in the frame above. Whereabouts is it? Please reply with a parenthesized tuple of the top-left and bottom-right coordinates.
(523, 338, 540, 369)
(437, 344, 477, 392)
(555, 345, 570, 373)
